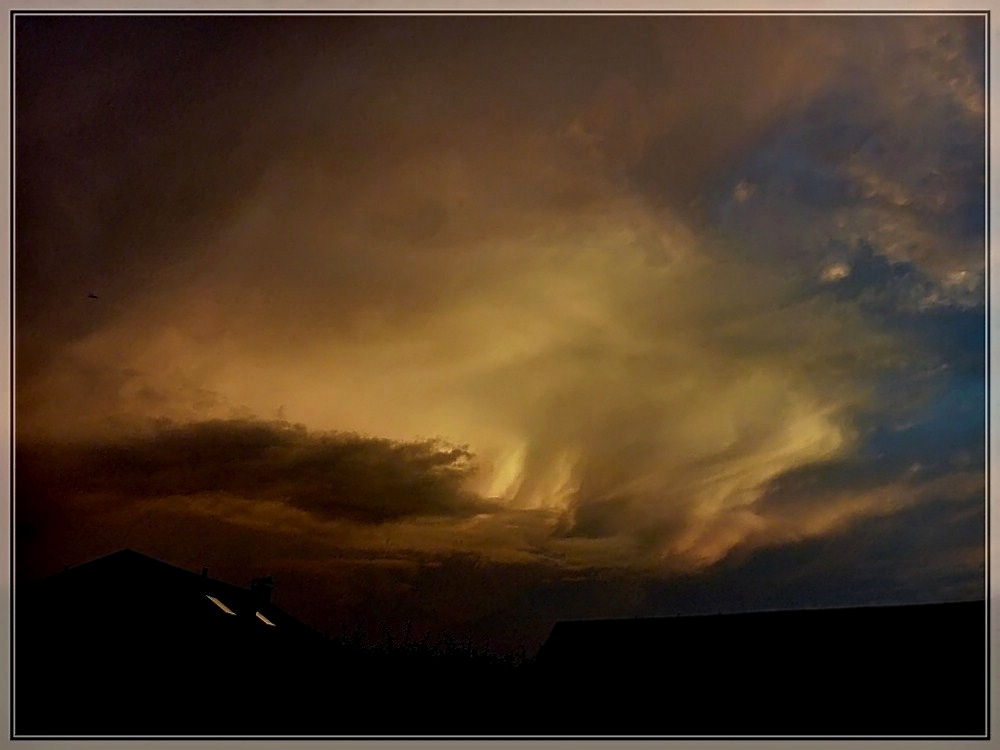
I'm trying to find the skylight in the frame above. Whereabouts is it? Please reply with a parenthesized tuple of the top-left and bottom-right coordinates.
(256, 611, 276, 626)
(206, 595, 236, 615)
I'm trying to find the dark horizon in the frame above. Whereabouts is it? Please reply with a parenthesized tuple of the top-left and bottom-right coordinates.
(26, 544, 984, 657)
(14, 548, 986, 736)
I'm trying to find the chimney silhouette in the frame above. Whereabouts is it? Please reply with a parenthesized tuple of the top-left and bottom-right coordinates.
(250, 575, 274, 604)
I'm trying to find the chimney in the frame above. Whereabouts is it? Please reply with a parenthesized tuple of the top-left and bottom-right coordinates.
(202, 567, 209, 578)
(250, 575, 274, 604)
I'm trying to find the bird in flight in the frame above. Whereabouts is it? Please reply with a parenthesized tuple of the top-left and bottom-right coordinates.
(87, 293, 99, 300)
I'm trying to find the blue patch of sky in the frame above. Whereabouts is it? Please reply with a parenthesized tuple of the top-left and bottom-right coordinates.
(703, 65, 985, 504)
(862, 369, 984, 473)
(707, 71, 984, 271)
(824, 245, 983, 484)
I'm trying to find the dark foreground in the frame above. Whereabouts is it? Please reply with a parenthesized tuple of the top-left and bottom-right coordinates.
(533, 600, 986, 736)
(14, 554, 986, 736)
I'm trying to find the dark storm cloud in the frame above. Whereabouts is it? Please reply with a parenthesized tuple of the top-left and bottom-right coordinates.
(18, 419, 490, 525)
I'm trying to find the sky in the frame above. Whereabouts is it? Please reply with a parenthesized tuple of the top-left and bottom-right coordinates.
(14, 14, 986, 653)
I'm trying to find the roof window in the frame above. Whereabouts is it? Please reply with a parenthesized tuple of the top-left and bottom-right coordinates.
(206, 595, 236, 615)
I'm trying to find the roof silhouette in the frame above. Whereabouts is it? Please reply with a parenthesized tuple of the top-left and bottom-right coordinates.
(21, 548, 323, 643)
(532, 599, 986, 736)
(537, 599, 985, 665)
(15, 549, 332, 736)
(13, 551, 987, 737)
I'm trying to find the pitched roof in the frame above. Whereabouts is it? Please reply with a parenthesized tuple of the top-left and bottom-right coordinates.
(537, 600, 984, 664)
(531, 600, 986, 735)
(15, 549, 337, 736)
(19, 548, 326, 649)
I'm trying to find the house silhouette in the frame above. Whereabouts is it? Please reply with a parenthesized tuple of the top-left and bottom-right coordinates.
(532, 601, 987, 736)
(13, 549, 987, 737)
(15, 549, 332, 736)
(14, 548, 528, 736)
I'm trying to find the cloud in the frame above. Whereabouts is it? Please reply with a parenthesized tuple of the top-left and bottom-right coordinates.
(18, 419, 490, 525)
(11, 141, 923, 576)
(14, 15, 983, 618)
(657, 480, 984, 615)
(708, 16, 984, 301)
